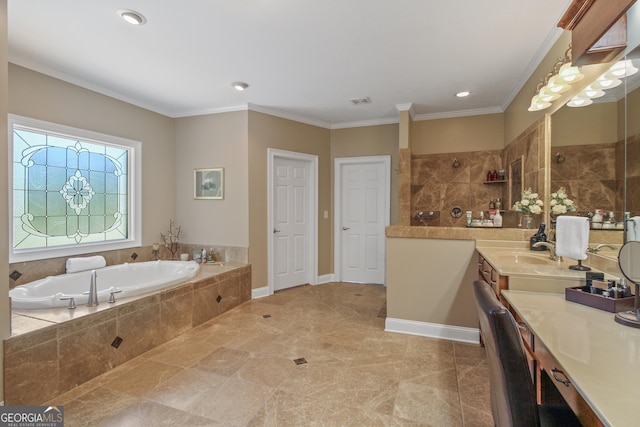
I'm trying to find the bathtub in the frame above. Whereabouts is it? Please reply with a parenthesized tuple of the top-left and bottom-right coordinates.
(10, 260, 200, 309)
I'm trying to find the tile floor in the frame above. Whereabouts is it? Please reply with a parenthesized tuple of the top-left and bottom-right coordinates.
(48, 282, 493, 426)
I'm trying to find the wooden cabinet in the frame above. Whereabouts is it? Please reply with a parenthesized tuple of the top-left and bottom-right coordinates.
(477, 254, 508, 298)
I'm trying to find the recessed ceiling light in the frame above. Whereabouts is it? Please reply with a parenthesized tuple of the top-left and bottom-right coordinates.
(232, 81, 249, 91)
(456, 91, 471, 98)
(117, 9, 146, 25)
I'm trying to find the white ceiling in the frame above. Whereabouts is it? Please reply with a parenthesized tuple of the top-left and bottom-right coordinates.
(8, 0, 574, 129)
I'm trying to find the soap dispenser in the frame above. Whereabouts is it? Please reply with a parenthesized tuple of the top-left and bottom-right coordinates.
(530, 223, 547, 251)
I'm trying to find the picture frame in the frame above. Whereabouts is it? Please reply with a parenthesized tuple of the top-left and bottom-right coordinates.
(194, 168, 224, 200)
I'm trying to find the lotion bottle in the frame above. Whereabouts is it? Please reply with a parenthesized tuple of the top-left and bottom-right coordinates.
(493, 210, 502, 227)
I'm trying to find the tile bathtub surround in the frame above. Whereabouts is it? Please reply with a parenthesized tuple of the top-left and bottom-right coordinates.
(4, 264, 251, 405)
(8, 243, 248, 288)
(45, 283, 493, 426)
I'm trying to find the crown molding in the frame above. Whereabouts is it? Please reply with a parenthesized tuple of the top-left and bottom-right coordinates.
(330, 117, 399, 130)
(413, 106, 504, 121)
(247, 103, 332, 129)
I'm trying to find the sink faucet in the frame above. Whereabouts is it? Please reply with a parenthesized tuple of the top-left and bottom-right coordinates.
(87, 270, 99, 307)
(532, 242, 563, 261)
(587, 244, 619, 253)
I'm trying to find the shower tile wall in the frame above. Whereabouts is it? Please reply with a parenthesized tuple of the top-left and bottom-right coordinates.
(552, 142, 620, 217)
(411, 150, 504, 227)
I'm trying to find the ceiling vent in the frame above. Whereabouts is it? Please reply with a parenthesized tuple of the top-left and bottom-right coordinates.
(350, 97, 371, 105)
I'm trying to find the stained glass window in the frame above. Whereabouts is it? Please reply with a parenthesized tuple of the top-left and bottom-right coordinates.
(10, 115, 140, 261)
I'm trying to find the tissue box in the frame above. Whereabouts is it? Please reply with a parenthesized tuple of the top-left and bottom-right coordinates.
(565, 286, 635, 313)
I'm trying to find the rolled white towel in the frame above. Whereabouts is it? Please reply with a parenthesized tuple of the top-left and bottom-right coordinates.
(66, 256, 107, 273)
(556, 216, 589, 261)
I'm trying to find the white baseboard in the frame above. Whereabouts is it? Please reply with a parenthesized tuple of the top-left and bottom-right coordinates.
(316, 274, 334, 285)
(385, 317, 480, 344)
(252, 286, 271, 299)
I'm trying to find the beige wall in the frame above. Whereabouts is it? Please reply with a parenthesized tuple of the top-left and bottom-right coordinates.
(0, 0, 9, 403)
(411, 113, 504, 154)
(8, 64, 176, 245)
(248, 111, 331, 290)
(174, 112, 249, 247)
(330, 124, 399, 225)
(552, 101, 619, 147)
(386, 238, 478, 328)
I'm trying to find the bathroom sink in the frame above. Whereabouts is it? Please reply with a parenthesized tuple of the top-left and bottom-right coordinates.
(493, 253, 555, 265)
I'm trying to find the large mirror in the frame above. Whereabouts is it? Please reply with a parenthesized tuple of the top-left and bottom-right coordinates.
(550, 51, 640, 258)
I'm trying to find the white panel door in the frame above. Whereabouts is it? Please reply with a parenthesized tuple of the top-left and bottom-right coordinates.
(273, 157, 309, 291)
(339, 160, 387, 284)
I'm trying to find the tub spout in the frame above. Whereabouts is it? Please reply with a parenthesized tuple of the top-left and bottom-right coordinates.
(87, 270, 99, 307)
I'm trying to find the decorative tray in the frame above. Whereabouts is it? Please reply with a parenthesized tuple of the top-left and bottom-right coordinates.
(565, 286, 635, 313)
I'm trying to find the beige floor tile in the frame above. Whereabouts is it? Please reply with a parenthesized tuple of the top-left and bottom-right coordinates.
(48, 283, 492, 426)
(192, 346, 251, 376)
(186, 376, 274, 426)
(320, 403, 391, 427)
(145, 368, 228, 411)
(99, 399, 222, 427)
(234, 353, 299, 388)
(104, 360, 184, 397)
(393, 380, 464, 426)
(247, 389, 328, 426)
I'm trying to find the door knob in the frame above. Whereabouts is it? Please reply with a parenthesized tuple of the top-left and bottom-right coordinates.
(342, 226, 350, 230)
(273, 228, 281, 233)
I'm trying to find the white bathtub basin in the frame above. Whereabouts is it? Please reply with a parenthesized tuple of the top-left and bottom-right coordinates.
(10, 260, 200, 309)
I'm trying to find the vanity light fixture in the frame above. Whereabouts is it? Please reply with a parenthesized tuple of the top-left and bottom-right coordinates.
(456, 91, 470, 98)
(232, 81, 249, 91)
(567, 95, 593, 108)
(117, 9, 146, 25)
(590, 75, 622, 91)
(605, 59, 638, 79)
(580, 85, 605, 99)
(528, 46, 583, 112)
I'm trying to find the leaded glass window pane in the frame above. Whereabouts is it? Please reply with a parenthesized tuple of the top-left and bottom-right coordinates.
(12, 126, 130, 251)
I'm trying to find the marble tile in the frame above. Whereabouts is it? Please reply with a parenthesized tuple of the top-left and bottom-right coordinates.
(145, 368, 228, 411)
(4, 338, 59, 405)
(393, 380, 464, 426)
(38, 283, 492, 426)
(248, 389, 328, 426)
(104, 360, 184, 397)
(186, 376, 273, 426)
(58, 318, 118, 391)
(115, 302, 163, 363)
(192, 346, 251, 377)
(99, 399, 220, 427)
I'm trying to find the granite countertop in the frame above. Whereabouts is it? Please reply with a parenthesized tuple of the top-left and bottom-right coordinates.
(503, 290, 640, 427)
(476, 240, 620, 282)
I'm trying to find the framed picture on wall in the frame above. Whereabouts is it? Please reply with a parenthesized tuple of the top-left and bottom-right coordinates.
(194, 168, 224, 200)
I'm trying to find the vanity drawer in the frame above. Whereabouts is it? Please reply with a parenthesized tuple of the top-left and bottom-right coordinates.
(535, 340, 603, 427)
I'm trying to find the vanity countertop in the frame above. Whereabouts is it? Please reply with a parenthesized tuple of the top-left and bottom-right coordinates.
(476, 240, 620, 282)
(502, 290, 640, 427)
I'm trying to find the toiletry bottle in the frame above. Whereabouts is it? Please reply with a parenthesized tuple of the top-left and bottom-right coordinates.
(492, 170, 498, 180)
(493, 210, 502, 227)
(530, 222, 547, 251)
(592, 209, 603, 229)
(499, 169, 505, 180)
(495, 198, 502, 211)
(608, 211, 615, 223)
(486, 170, 492, 182)
(488, 199, 496, 219)
(201, 248, 206, 263)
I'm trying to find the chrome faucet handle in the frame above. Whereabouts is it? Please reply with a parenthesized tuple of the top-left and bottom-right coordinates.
(60, 296, 76, 309)
(108, 289, 122, 304)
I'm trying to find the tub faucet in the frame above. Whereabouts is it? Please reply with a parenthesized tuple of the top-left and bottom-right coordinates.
(87, 270, 99, 307)
(532, 241, 562, 262)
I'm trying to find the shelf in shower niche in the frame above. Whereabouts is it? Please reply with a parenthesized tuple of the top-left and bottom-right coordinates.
(483, 180, 507, 184)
